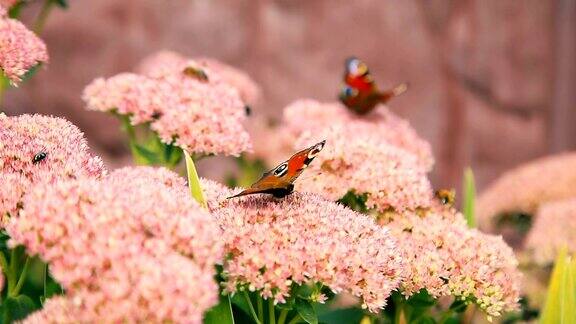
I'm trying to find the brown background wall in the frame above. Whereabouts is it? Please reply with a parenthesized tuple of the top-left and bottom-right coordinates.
(4, 0, 575, 191)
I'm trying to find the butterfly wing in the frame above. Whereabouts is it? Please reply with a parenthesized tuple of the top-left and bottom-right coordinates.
(376, 82, 408, 104)
(228, 140, 326, 199)
(344, 57, 375, 92)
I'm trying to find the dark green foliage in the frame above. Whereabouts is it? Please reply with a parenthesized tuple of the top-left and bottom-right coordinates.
(317, 307, 364, 324)
(502, 297, 539, 324)
(0, 295, 36, 323)
(295, 298, 317, 324)
(204, 295, 235, 324)
(494, 212, 533, 235)
(337, 190, 370, 213)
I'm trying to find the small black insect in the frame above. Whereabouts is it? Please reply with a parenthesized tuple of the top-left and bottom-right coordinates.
(32, 151, 47, 164)
(244, 105, 252, 116)
(151, 111, 162, 119)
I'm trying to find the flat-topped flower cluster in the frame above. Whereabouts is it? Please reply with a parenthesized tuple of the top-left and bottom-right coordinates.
(83, 51, 257, 156)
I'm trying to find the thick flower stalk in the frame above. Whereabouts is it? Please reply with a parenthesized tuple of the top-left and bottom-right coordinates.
(477, 152, 576, 231)
(202, 179, 404, 312)
(0, 8, 49, 84)
(0, 113, 106, 223)
(526, 198, 576, 265)
(8, 167, 223, 323)
(386, 205, 522, 320)
(295, 125, 434, 213)
(82, 51, 253, 158)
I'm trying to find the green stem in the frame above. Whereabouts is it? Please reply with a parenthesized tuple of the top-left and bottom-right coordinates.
(243, 291, 262, 324)
(287, 314, 301, 324)
(119, 115, 137, 143)
(183, 149, 207, 208)
(269, 298, 276, 324)
(0, 74, 9, 111)
(8, 248, 20, 293)
(278, 309, 289, 324)
(393, 294, 405, 324)
(257, 296, 264, 323)
(10, 256, 30, 297)
(0, 251, 8, 275)
(43, 262, 48, 300)
(118, 115, 146, 165)
(34, 0, 56, 34)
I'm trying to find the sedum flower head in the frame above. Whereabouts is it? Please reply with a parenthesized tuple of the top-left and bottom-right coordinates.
(9, 167, 223, 323)
(282, 99, 434, 171)
(0, 10, 48, 84)
(82, 52, 252, 156)
(387, 207, 521, 320)
(526, 198, 576, 265)
(0, 114, 105, 222)
(295, 125, 434, 213)
(477, 153, 576, 231)
(202, 179, 404, 312)
(138, 51, 261, 106)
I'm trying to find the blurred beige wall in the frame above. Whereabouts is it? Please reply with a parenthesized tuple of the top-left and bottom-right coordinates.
(4, 0, 575, 191)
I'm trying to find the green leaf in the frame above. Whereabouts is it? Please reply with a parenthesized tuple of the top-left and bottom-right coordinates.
(184, 150, 207, 208)
(540, 248, 576, 324)
(406, 290, 435, 308)
(462, 167, 476, 228)
(0, 230, 10, 251)
(132, 144, 161, 165)
(53, 0, 69, 8)
(204, 295, 235, 324)
(295, 298, 318, 324)
(8, 1, 27, 18)
(18, 63, 43, 84)
(337, 190, 370, 213)
(448, 299, 467, 313)
(317, 307, 364, 324)
(1, 295, 37, 322)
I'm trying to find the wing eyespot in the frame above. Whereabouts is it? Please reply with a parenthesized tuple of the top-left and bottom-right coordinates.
(273, 163, 288, 177)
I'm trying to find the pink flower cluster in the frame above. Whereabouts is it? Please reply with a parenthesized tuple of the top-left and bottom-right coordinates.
(0, 114, 105, 223)
(295, 125, 434, 213)
(202, 179, 404, 312)
(138, 51, 261, 106)
(83, 51, 253, 156)
(526, 198, 576, 265)
(387, 207, 521, 320)
(477, 152, 576, 231)
(9, 167, 223, 323)
(0, 9, 48, 84)
(282, 99, 434, 171)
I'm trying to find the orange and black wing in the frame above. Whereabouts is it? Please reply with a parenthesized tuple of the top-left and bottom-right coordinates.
(228, 140, 326, 199)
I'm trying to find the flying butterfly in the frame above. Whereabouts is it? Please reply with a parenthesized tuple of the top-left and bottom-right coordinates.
(228, 140, 326, 199)
(434, 189, 455, 207)
(339, 57, 408, 115)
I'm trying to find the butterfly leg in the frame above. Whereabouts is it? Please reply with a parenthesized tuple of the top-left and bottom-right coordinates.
(271, 184, 295, 198)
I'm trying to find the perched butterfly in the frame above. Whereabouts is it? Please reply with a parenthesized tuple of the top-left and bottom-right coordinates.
(434, 189, 455, 206)
(32, 151, 47, 164)
(228, 140, 326, 199)
(339, 57, 408, 115)
(183, 66, 209, 82)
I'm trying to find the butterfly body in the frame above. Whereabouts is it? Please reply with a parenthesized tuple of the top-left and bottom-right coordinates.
(228, 140, 326, 199)
(339, 57, 408, 115)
